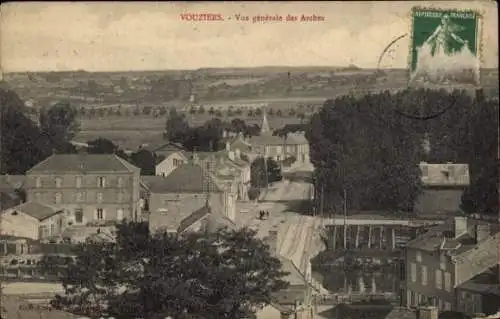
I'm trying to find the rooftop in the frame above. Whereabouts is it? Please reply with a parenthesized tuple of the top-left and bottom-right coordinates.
(27, 154, 140, 174)
(458, 264, 500, 296)
(3, 202, 63, 221)
(406, 217, 499, 256)
(141, 163, 221, 193)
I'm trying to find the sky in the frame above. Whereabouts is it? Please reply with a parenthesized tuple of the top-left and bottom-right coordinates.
(1, 1, 498, 72)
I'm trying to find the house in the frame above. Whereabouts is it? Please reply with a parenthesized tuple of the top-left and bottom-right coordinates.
(455, 264, 500, 316)
(142, 163, 236, 234)
(144, 141, 187, 158)
(404, 216, 500, 312)
(224, 142, 253, 201)
(248, 109, 310, 165)
(177, 200, 236, 234)
(0, 202, 66, 240)
(155, 150, 189, 177)
(414, 162, 470, 216)
(25, 154, 142, 226)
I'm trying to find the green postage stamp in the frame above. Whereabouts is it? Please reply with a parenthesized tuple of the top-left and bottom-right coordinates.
(409, 8, 481, 86)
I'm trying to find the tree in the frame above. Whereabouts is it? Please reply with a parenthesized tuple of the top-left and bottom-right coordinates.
(267, 108, 274, 116)
(288, 108, 296, 116)
(247, 109, 254, 117)
(130, 149, 156, 175)
(231, 118, 247, 134)
(198, 105, 206, 114)
(51, 222, 289, 318)
(250, 157, 282, 188)
(248, 187, 261, 201)
(0, 88, 51, 174)
(39, 101, 80, 153)
(208, 107, 215, 115)
(189, 106, 197, 114)
(165, 108, 190, 144)
(255, 108, 263, 116)
(235, 108, 243, 116)
(87, 138, 122, 155)
(215, 110, 223, 117)
(276, 109, 283, 117)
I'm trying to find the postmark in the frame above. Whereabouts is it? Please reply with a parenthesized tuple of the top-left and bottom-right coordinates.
(409, 7, 482, 87)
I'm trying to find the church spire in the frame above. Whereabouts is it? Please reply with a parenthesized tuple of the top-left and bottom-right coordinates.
(260, 106, 270, 133)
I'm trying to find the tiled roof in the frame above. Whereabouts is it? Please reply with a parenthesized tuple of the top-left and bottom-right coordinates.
(458, 264, 500, 296)
(27, 154, 140, 173)
(145, 141, 186, 153)
(406, 218, 498, 255)
(1, 295, 80, 319)
(204, 208, 236, 233)
(385, 308, 417, 319)
(249, 132, 285, 146)
(230, 138, 253, 153)
(157, 150, 188, 161)
(420, 162, 470, 187)
(177, 204, 211, 233)
(141, 164, 221, 193)
(5, 202, 63, 221)
(286, 133, 309, 145)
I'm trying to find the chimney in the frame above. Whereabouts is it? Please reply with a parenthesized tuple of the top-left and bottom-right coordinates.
(265, 230, 278, 255)
(226, 141, 230, 152)
(474, 223, 491, 243)
(418, 306, 438, 319)
(453, 216, 468, 238)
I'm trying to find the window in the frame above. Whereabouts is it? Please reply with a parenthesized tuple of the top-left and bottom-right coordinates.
(97, 177, 106, 188)
(421, 265, 428, 286)
(421, 165, 428, 177)
(117, 177, 124, 188)
(39, 225, 49, 238)
(410, 263, 417, 282)
(76, 192, 84, 202)
(117, 193, 124, 203)
(96, 209, 105, 220)
(435, 269, 443, 289)
(173, 159, 180, 167)
(97, 193, 103, 203)
(55, 177, 62, 188)
(35, 177, 42, 188)
(76, 176, 83, 188)
(416, 251, 422, 262)
(440, 254, 446, 270)
(50, 224, 55, 235)
(116, 209, 124, 221)
(54, 193, 62, 204)
(444, 272, 452, 291)
(75, 209, 83, 223)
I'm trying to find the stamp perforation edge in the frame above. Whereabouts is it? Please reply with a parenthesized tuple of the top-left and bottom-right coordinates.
(407, 5, 485, 88)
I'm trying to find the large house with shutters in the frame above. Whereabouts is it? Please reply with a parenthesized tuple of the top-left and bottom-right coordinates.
(24, 154, 142, 226)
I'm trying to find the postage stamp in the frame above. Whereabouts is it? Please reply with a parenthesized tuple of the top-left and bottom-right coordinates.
(409, 7, 482, 86)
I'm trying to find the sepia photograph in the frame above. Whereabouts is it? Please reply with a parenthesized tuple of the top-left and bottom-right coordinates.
(0, 2, 498, 319)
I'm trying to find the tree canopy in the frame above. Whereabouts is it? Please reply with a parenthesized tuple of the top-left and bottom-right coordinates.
(50, 222, 289, 319)
(251, 157, 283, 188)
(0, 88, 77, 174)
(307, 88, 498, 214)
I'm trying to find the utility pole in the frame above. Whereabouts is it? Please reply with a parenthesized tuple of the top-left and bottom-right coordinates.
(343, 188, 347, 249)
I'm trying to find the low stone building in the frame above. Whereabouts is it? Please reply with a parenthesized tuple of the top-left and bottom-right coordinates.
(456, 264, 500, 316)
(414, 162, 470, 216)
(155, 150, 189, 177)
(404, 216, 500, 312)
(142, 163, 236, 235)
(0, 202, 66, 240)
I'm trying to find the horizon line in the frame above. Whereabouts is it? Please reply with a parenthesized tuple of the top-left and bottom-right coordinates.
(3, 65, 408, 74)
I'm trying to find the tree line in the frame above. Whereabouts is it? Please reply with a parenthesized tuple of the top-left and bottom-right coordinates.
(306, 88, 498, 215)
